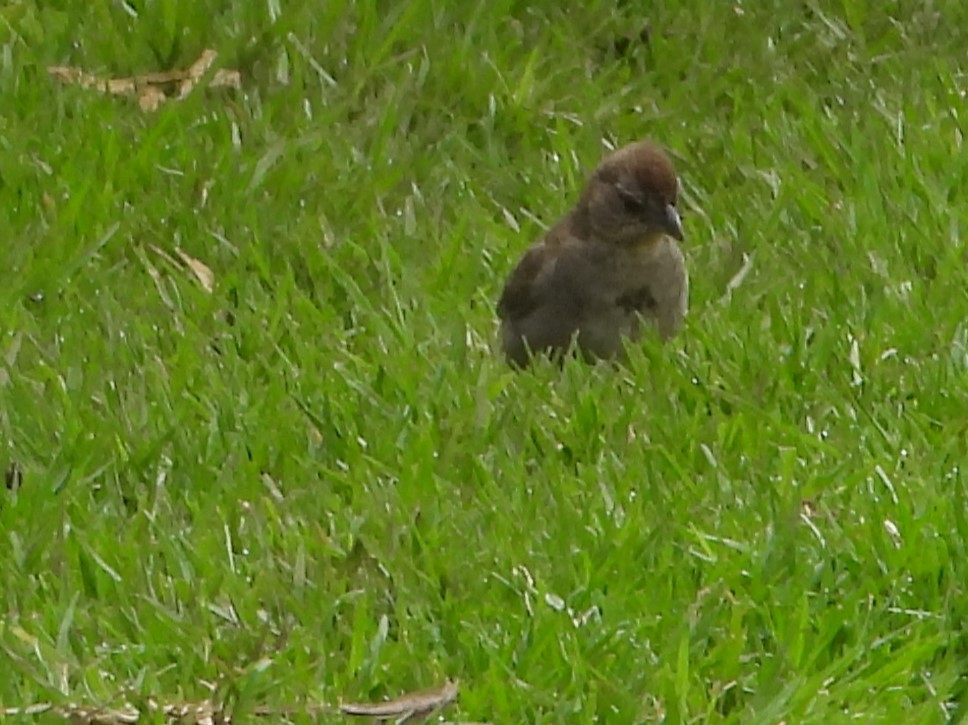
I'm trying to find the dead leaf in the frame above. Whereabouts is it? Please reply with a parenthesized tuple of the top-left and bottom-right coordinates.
(138, 85, 166, 113)
(48, 49, 240, 113)
(340, 679, 460, 722)
(177, 49, 217, 99)
(173, 247, 215, 293)
(210, 69, 242, 90)
(1, 680, 461, 723)
(147, 243, 179, 268)
(1, 698, 224, 723)
(187, 49, 218, 81)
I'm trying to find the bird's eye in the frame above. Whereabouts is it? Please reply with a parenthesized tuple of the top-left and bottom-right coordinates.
(616, 186, 646, 214)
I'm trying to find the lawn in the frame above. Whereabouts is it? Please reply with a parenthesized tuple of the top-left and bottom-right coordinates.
(1, 1, 967, 722)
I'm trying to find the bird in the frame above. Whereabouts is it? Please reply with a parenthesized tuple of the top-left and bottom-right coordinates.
(497, 140, 688, 367)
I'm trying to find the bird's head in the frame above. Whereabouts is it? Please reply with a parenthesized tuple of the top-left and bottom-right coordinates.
(579, 140, 683, 246)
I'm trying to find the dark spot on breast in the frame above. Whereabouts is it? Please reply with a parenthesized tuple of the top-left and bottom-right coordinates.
(616, 286, 656, 313)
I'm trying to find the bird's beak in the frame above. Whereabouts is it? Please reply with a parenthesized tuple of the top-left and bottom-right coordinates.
(664, 204, 684, 241)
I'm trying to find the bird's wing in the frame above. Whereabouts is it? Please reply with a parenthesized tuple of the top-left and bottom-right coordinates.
(498, 238, 606, 366)
(498, 236, 613, 322)
(497, 241, 554, 322)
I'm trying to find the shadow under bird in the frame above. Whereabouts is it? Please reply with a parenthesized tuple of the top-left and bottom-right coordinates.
(498, 140, 688, 367)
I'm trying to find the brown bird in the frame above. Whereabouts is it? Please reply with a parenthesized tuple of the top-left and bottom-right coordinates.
(497, 140, 688, 367)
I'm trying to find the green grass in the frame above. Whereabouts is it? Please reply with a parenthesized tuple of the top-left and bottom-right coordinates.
(1, 0, 967, 722)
